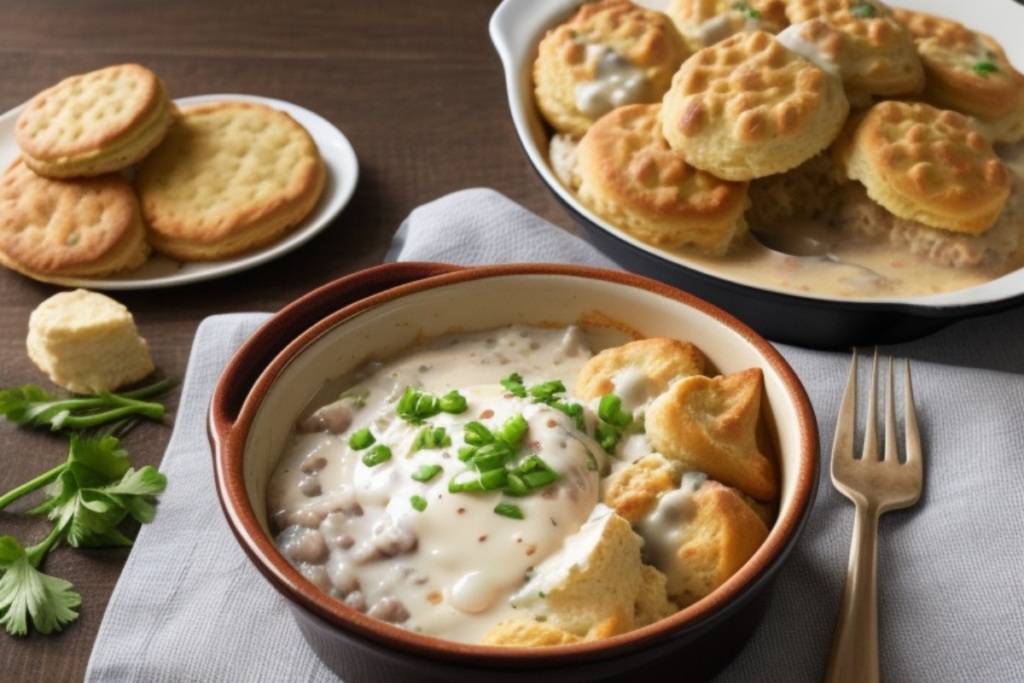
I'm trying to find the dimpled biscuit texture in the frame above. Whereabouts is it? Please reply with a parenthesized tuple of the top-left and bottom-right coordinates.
(666, 0, 789, 48)
(835, 100, 1010, 234)
(890, 8, 1024, 142)
(135, 101, 325, 261)
(15, 64, 175, 178)
(781, 0, 923, 100)
(533, 0, 691, 137)
(0, 158, 149, 280)
(660, 30, 849, 180)
(575, 336, 707, 404)
(576, 103, 750, 253)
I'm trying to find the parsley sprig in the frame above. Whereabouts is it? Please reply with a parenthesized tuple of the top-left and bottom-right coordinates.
(0, 378, 176, 432)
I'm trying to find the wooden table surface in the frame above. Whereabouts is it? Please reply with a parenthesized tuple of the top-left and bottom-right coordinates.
(0, 1, 576, 679)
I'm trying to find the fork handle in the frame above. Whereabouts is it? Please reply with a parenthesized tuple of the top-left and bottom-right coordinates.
(823, 501, 880, 683)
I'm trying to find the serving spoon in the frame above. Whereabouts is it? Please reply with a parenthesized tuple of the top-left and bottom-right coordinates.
(750, 228, 889, 284)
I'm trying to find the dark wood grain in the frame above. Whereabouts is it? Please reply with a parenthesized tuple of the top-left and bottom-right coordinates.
(0, 1, 576, 679)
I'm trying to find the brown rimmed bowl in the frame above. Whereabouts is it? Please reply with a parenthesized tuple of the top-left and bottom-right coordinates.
(209, 262, 819, 683)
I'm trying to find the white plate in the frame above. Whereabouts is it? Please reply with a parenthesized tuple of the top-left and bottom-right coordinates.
(0, 93, 359, 290)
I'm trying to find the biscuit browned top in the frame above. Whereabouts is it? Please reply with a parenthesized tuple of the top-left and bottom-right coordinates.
(135, 100, 325, 259)
(836, 100, 1010, 234)
(15, 64, 169, 164)
(0, 158, 145, 274)
(891, 8, 1024, 122)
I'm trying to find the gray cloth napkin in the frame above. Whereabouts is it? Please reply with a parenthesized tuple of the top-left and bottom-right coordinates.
(87, 188, 1024, 682)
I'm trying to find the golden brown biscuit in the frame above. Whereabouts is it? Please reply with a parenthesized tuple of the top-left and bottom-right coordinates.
(834, 100, 1010, 234)
(602, 453, 682, 523)
(577, 103, 750, 254)
(780, 0, 924, 103)
(135, 101, 326, 261)
(0, 158, 150, 281)
(653, 480, 770, 607)
(575, 336, 707, 404)
(660, 30, 849, 180)
(666, 0, 789, 48)
(15, 63, 176, 178)
(533, 0, 691, 137)
(479, 619, 582, 647)
(645, 367, 777, 501)
(891, 8, 1024, 143)
(27, 289, 155, 395)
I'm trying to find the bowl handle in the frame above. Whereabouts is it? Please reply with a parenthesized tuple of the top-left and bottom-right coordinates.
(208, 261, 462, 442)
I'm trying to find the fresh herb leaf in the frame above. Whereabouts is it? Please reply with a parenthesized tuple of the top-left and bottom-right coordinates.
(0, 379, 176, 432)
(733, 2, 762, 20)
(973, 60, 998, 75)
(850, 2, 876, 18)
(0, 532, 81, 636)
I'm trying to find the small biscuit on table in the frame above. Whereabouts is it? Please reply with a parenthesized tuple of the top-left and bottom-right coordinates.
(834, 100, 1010, 235)
(576, 103, 750, 254)
(660, 30, 849, 181)
(27, 289, 155, 395)
(135, 101, 326, 261)
(0, 158, 150, 282)
(645, 367, 777, 501)
(15, 63, 176, 178)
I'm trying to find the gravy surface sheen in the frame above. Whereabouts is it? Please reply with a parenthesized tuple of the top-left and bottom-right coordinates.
(268, 326, 621, 643)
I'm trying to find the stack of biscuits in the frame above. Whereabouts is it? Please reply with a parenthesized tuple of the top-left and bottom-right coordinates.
(535, 0, 1024, 270)
(0, 63, 326, 283)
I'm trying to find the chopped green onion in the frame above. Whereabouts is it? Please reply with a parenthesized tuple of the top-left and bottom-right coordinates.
(439, 390, 468, 414)
(850, 2, 876, 18)
(340, 390, 369, 408)
(598, 394, 632, 428)
(497, 413, 528, 445)
(411, 464, 443, 482)
(412, 426, 451, 452)
(528, 380, 566, 403)
(449, 473, 485, 493)
(733, 2, 761, 20)
(410, 495, 427, 512)
(463, 421, 495, 447)
(973, 60, 998, 75)
(349, 427, 375, 450)
(362, 444, 392, 467)
(500, 373, 527, 397)
(396, 387, 467, 425)
(494, 503, 524, 520)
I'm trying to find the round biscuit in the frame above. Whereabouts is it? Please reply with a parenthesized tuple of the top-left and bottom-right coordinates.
(15, 63, 176, 178)
(533, 0, 691, 137)
(0, 158, 150, 281)
(135, 101, 326, 261)
(660, 30, 849, 180)
(833, 100, 1011, 235)
(891, 8, 1024, 143)
(665, 0, 789, 48)
(780, 0, 923, 102)
(577, 103, 750, 254)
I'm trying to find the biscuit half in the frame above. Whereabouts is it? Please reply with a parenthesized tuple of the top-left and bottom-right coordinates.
(0, 158, 150, 281)
(834, 100, 1011, 234)
(660, 30, 849, 180)
(135, 101, 326, 261)
(533, 0, 691, 137)
(577, 103, 750, 254)
(15, 63, 177, 179)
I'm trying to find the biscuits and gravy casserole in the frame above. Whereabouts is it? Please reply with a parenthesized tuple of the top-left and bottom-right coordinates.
(537, 0, 1024, 298)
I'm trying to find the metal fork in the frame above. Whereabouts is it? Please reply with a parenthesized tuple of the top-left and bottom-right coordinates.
(823, 350, 923, 683)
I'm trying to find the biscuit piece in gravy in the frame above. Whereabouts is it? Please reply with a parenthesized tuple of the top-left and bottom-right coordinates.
(135, 101, 326, 261)
(15, 63, 176, 179)
(660, 30, 849, 180)
(533, 0, 691, 137)
(577, 103, 750, 254)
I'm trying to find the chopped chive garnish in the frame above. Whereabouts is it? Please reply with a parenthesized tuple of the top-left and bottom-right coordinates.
(340, 389, 369, 408)
(412, 426, 451, 452)
(494, 503, 524, 519)
(595, 393, 634, 451)
(397, 387, 467, 425)
(349, 427, 376, 450)
(973, 60, 998, 75)
(733, 2, 761, 20)
(528, 380, 566, 403)
(411, 464, 443, 482)
(439, 390, 468, 414)
(411, 495, 427, 512)
(500, 373, 527, 397)
(361, 444, 392, 467)
(850, 2, 876, 17)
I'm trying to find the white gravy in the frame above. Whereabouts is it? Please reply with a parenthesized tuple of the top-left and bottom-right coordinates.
(268, 326, 620, 643)
(575, 44, 649, 119)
